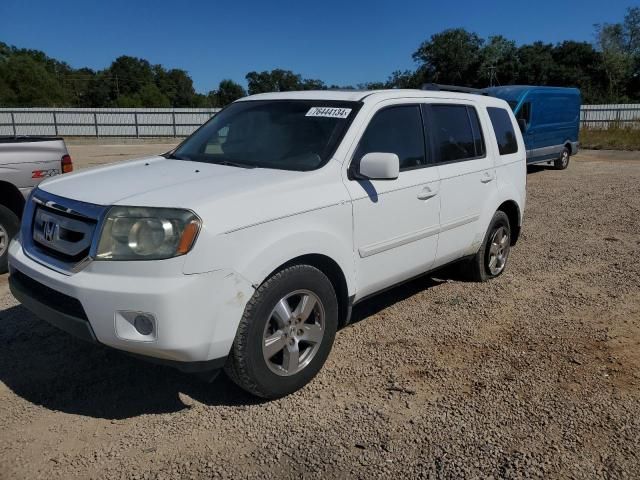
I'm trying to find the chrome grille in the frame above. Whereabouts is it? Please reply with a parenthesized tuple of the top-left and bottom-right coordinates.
(33, 209, 95, 258)
(22, 189, 107, 275)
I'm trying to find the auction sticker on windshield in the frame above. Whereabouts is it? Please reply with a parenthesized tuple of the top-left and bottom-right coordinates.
(305, 107, 352, 118)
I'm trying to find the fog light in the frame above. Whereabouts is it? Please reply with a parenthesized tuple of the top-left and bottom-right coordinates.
(134, 314, 154, 336)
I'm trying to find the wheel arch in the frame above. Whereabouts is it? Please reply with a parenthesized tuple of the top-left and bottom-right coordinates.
(564, 141, 573, 154)
(497, 200, 521, 245)
(263, 254, 352, 328)
(0, 181, 25, 218)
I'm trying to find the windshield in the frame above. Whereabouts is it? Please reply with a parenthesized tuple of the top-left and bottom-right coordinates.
(169, 100, 360, 171)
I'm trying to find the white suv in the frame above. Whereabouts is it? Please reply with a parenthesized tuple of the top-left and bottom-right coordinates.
(9, 89, 526, 398)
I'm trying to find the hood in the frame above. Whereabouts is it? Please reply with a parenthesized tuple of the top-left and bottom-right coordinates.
(39, 156, 261, 206)
(38, 156, 347, 234)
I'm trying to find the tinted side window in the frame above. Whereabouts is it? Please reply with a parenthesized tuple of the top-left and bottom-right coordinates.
(487, 107, 519, 155)
(517, 102, 531, 123)
(355, 105, 426, 171)
(429, 105, 485, 163)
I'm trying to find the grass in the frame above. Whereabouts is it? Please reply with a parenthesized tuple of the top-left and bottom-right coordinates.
(580, 126, 640, 151)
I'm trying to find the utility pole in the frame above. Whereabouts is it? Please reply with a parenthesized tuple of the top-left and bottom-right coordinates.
(488, 66, 499, 87)
(115, 74, 120, 101)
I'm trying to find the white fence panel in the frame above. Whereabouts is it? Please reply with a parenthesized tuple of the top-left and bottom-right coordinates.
(0, 107, 220, 137)
(580, 104, 640, 129)
(1, 105, 639, 135)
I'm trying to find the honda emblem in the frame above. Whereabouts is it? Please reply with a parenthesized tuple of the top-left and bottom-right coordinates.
(43, 220, 57, 242)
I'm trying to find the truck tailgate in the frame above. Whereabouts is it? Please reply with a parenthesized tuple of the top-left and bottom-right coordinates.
(0, 139, 67, 191)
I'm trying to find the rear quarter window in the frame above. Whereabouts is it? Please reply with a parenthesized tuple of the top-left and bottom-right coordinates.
(487, 107, 519, 155)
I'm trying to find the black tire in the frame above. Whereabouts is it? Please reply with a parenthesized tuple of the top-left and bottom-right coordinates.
(465, 211, 511, 282)
(225, 264, 338, 399)
(0, 205, 20, 274)
(554, 146, 570, 170)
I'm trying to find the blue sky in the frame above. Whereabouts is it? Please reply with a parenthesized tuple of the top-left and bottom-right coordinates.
(0, 0, 633, 93)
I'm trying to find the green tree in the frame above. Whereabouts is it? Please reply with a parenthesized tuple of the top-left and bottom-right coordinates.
(479, 35, 520, 86)
(385, 70, 421, 89)
(0, 55, 66, 106)
(623, 7, 640, 99)
(245, 69, 325, 94)
(108, 56, 155, 98)
(516, 42, 556, 85)
(412, 28, 484, 85)
(596, 22, 633, 101)
(246, 69, 300, 94)
(550, 41, 606, 103)
(214, 79, 246, 106)
(300, 78, 326, 90)
(158, 68, 196, 107)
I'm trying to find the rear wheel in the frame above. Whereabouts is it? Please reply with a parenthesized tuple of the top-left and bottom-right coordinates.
(554, 146, 570, 170)
(0, 205, 20, 274)
(465, 211, 511, 282)
(225, 264, 338, 398)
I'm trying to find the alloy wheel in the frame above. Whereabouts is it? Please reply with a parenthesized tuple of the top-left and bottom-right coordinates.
(488, 226, 509, 275)
(0, 225, 8, 258)
(262, 290, 325, 376)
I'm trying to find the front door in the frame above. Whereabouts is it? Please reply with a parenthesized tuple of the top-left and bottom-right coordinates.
(343, 103, 441, 300)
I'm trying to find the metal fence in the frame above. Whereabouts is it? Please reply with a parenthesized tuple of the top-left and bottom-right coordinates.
(0, 107, 221, 137)
(0, 105, 638, 137)
(580, 104, 640, 129)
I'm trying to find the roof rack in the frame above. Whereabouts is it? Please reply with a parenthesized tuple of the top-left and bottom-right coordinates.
(421, 83, 487, 95)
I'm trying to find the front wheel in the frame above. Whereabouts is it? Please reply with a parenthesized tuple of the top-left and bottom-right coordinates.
(225, 264, 338, 399)
(0, 205, 20, 274)
(465, 211, 512, 282)
(554, 146, 570, 170)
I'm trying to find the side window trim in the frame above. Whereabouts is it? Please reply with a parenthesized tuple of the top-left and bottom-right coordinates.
(466, 105, 486, 158)
(349, 103, 430, 176)
(424, 103, 488, 166)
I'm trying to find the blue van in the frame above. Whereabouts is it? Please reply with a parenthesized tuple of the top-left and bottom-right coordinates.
(484, 86, 581, 169)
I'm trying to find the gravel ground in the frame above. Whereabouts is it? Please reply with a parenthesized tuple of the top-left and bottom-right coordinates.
(1, 150, 639, 479)
(66, 142, 179, 170)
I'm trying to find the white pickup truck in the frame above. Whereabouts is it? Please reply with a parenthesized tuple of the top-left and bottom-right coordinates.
(9, 89, 526, 398)
(0, 137, 72, 273)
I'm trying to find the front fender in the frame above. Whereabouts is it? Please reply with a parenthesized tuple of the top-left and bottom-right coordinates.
(183, 202, 356, 296)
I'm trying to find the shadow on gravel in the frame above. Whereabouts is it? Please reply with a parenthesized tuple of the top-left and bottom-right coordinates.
(348, 274, 445, 326)
(526, 165, 550, 175)
(0, 305, 263, 419)
(0, 268, 455, 419)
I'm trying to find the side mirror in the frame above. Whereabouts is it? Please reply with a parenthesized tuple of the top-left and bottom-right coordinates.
(517, 118, 528, 133)
(356, 152, 400, 180)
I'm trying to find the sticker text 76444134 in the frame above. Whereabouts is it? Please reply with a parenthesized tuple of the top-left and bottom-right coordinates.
(305, 107, 352, 119)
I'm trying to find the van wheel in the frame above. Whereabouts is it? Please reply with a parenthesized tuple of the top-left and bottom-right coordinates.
(0, 205, 20, 274)
(225, 264, 338, 399)
(554, 147, 570, 170)
(466, 211, 511, 282)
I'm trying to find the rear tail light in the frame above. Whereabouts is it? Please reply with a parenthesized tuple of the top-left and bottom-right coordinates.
(61, 154, 73, 173)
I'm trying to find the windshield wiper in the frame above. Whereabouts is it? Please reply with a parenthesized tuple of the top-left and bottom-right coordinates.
(164, 152, 190, 161)
(209, 159, 256, 169)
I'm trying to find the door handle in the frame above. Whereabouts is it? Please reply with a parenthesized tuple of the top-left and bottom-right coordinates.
(480, 172, 495, 183)
(417, 186, 438, 200)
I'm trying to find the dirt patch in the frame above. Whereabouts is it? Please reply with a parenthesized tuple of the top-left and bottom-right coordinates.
(0, 150, 639, 479)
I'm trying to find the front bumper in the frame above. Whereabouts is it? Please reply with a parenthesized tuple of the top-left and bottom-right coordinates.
(8, 238, 255, 370)
(571, 141, 580, 155)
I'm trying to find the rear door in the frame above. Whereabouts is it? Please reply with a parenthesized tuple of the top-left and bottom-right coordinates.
(344, 101, 441, 299)
(424, 102, 497, 268)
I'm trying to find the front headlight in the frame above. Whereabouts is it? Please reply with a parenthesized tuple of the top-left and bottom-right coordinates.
(96, 207, 201, 261)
